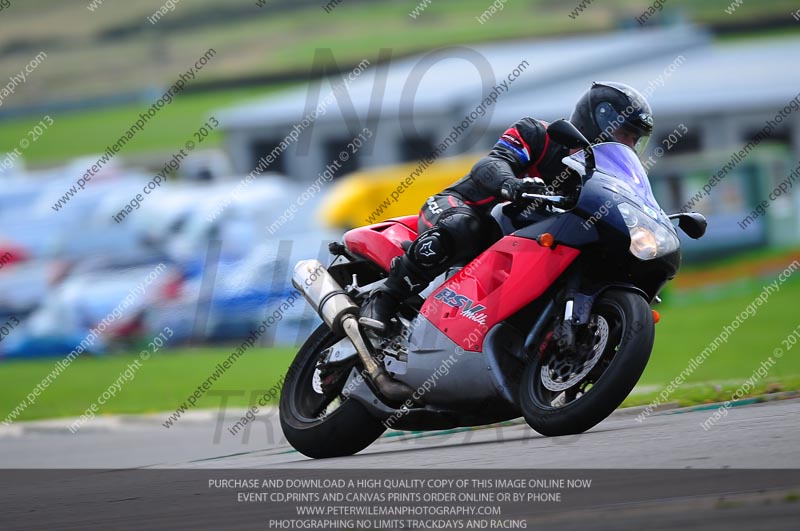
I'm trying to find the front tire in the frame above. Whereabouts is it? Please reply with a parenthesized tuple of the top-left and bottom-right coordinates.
(520, 289, 654, 436)
(279, 324, 385, 458)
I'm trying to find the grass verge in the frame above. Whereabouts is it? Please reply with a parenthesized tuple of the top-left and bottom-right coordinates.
(0, 86, 291, 165)
(0, 347, 295, 423)
(2, 266, 799, 423)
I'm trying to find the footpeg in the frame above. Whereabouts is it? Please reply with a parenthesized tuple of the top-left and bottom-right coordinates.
(358, 316, 387, 333)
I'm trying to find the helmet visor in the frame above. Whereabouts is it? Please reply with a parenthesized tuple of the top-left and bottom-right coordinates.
(613, 123, 651, 157)
(594, 102, 652, 156)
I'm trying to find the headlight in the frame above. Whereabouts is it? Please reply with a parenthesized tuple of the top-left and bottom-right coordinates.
(618, 203, 679, 260)
(630, 226, 657, 259)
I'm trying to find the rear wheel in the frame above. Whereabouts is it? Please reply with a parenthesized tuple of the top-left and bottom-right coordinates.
(279, 324, 385, 458)
(519, 289, 654, 436)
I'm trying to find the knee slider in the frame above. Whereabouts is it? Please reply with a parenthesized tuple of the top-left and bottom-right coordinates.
(409, 228, 452, 268)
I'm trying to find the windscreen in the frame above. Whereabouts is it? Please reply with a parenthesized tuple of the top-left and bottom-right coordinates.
(570, 142, 661, 213)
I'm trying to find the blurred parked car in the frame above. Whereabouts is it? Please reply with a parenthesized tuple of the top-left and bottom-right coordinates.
(0, 258, 67, 321)
(0, 167, 345, 355)
(146, 235, 330, 345)
(1, 263, 182, 359)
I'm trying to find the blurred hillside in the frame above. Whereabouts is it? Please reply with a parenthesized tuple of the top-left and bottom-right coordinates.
(1, 0, 798, 108)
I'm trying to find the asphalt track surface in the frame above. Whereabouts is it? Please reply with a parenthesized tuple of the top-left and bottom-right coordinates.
(1, 397, 798, 469)
(1, 399, 799, 530)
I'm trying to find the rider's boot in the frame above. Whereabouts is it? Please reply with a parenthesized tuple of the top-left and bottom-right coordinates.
(359, 255, 427, 333)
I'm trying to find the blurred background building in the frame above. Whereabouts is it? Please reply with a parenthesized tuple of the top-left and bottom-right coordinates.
(1, 0, 799, 358)
(220, 25, 800, 258)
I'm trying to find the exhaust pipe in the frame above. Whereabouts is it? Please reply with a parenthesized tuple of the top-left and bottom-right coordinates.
(292, 260, 417, 404)
(292, 260, 358, 336)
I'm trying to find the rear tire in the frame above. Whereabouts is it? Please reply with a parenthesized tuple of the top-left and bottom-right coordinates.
(280, 324, 385, 458)
(520, 289, 654, 436)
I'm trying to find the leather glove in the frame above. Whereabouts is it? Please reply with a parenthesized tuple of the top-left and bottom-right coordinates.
(500, 177, 546, 202)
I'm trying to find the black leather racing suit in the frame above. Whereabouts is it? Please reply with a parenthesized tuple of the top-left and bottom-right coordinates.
(407, 117, 573, 282)
(360, 117, 575, 331)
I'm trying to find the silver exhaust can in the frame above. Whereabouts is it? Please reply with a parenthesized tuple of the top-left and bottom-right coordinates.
(292, 259, 358, 335)
(292, 260, 419, 403)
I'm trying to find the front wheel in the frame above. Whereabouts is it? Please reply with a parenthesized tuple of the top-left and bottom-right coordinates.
(279, 324, 385, 458)
(519, 289, 654, 436)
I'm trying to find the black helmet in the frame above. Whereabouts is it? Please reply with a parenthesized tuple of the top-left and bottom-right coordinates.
(570, 81, 654, 156)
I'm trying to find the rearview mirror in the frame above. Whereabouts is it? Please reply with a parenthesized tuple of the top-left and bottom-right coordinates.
(668, 212, 707, 239)
(547, 119, 594, 173)
(547, 119, 591, 150)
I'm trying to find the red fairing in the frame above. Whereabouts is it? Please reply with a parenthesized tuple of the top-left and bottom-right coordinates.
(420, 237, 580, 351)
(389, 215, 419, 232)
(344, 220, 418, 272)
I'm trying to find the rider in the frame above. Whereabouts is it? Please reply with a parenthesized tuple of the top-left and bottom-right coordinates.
(359, 81, 654, 333)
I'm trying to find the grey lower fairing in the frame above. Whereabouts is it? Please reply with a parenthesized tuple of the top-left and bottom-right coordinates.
(342, 315, 525, 431)
(400, 314, 510, 407)
(480, 322, 527, 406)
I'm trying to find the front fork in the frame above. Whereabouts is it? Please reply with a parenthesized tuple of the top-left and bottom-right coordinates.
(551, 274, 589, 354)
(526, 271, 644, 358)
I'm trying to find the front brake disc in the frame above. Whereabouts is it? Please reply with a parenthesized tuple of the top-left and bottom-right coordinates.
(540, 315, 609, 392)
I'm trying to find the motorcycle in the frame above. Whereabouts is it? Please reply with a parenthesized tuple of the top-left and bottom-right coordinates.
(280, 120, 707, 459)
